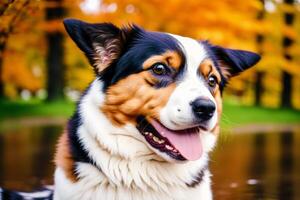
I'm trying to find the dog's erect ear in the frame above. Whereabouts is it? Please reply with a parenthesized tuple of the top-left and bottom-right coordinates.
(63, 18, 136, 74)
(211, 45, 261, 77)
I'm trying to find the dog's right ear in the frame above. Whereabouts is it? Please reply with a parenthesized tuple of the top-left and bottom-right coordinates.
(63, 19, 136, 74)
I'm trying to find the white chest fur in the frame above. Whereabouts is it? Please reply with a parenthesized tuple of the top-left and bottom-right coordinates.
(54, 80, 215, 200)
(54, 161, 212, 200)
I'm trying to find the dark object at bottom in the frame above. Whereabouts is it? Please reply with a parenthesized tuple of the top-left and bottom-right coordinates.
(0, 187, 53, 200)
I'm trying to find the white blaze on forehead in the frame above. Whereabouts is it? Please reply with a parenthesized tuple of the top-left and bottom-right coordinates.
(159, 34, 218, 132)
(169, 34, 207, 74)
(168, 33, 212, 100)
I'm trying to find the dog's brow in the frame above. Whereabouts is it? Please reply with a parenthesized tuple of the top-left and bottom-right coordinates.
(199, 59, 213, 76)
(142, 51, 182, 70)
(199, 59, 221, 82)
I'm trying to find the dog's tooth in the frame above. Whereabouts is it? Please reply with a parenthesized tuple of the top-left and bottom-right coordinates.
(149, 133, 153, 137)
(153, 136, 160, 143)
(144, 132, 149, 135)
(165, 145, 173, 150)
(158, 139, 165, 144)
(172, 149, 178, 153)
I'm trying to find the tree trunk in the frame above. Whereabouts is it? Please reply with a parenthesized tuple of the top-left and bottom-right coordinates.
(281, 0, 294, 108)
(46, 0, 65, 101)
(254, 0, 265, 106)
(0, 40, 6, 99)
(254, 71, 263, 106)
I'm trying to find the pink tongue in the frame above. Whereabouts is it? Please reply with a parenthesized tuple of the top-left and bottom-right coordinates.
(151, 120, 202, 161)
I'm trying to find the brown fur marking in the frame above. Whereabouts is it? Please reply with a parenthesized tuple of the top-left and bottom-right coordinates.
(199, 59, 223, 136)
(199, 59, 221, 83)
(212, 90, 222, 136)
(55, 131, 77, 182)
(101, 71, 176, 126)
(142, 51, 182, 70)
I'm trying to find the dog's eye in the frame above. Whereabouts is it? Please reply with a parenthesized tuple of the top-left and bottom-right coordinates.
(152, 63, 168, 75)
(208, 75, 217, 88)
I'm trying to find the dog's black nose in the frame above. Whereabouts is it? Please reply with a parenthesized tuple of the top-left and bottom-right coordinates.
(190, 98, 216, 121)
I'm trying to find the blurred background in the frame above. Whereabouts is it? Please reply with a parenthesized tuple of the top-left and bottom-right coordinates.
(0, 0, 300, 199)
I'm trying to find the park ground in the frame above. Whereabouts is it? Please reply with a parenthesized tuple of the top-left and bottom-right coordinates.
(0, 99, 299, 130)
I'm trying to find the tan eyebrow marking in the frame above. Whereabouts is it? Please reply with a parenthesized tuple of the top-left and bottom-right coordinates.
(199, 58, 221, 83)
(142, 51, 182, 70)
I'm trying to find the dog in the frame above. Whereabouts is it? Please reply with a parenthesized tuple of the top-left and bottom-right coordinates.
(54, 18, 260, 200)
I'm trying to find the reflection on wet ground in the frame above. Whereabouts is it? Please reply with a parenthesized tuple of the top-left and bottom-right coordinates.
(0, 125, 299, 199)
(0, 126, 61, 191)
(211, 130, 300, 200)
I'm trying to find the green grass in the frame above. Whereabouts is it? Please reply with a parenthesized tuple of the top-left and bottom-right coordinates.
(0, 99, 299, 128)
(221, 102, 300, 128)
(0, 99, 75, 120)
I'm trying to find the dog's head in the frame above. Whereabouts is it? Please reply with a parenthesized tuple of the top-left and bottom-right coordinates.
(64, 19, 260, 162)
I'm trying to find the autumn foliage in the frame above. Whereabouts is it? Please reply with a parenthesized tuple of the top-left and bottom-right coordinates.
(0, 0, 299, 108)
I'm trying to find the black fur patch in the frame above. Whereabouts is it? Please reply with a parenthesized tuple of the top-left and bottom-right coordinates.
(67, 85, 102, 173)
(68, 111, 91, 164)
(0, 187, 53, 200)
(185, 166, 208, 188)
(201, 41, 228, 92)
(202, 41, 261, 92)
(63, 19, 121, 68)
(63, 19, 186, 91)
(100, 29, 186, 90)
(210, 45, 261, 76)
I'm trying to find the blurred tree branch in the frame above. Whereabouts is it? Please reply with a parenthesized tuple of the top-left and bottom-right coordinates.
(0, 0, 30, 98)
(0, 0, 15, 16)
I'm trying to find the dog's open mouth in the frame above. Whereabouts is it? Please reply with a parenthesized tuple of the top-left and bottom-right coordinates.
(137, 117, 203, 161)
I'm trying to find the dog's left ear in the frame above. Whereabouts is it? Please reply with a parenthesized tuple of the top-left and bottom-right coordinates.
(63, 18, 138, 74)
(211, 45, 261, 77)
